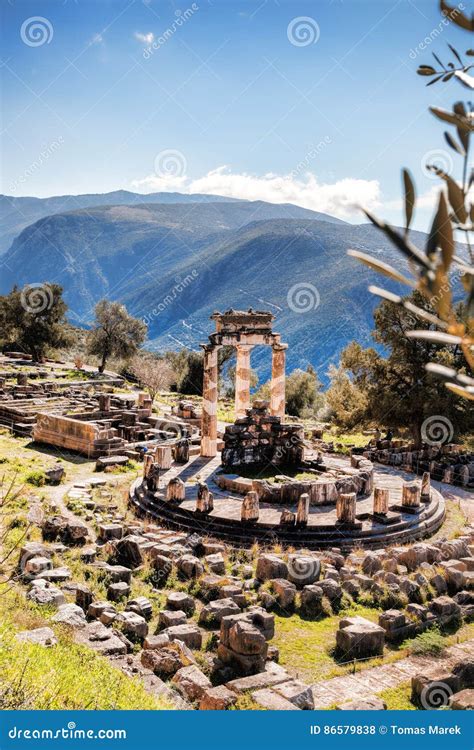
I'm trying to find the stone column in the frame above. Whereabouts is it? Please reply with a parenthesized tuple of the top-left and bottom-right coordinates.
(201, 345, 219, 457)
(373, 487, 389, 515)
(196, 482, 214, 514)
(235, 345, 252, 419)
(166, 478, 186, 502)
(421, 472, 431, 501)
(402, 482, 421, 508)
(155, 445, 173, 469)
(336, 492, 356, 524)
(270, 344, 287, 417)
(296, 493, 310, 525)
(99, 393, 111, 412)
(241, 491, 259, 522)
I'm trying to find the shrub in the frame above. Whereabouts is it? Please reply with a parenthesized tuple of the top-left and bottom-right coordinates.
(404, 627, 446, 657)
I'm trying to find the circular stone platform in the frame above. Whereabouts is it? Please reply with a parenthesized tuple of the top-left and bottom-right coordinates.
(129, 456, 446, 551)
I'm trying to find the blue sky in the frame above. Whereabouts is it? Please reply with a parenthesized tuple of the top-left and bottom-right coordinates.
(1, 0, 470, 227)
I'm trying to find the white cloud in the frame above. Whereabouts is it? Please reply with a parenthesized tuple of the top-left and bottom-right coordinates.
(134, 31, 155, 45)
(131, 166, 381, 219)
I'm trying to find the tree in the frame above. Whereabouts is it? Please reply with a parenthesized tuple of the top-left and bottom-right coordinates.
(326, 363, 369, 430)
(286, 366, 324, 417)
(256, 365, 323, 417)
(0, 284, 71, 362)
(129, 353, 175, 402)
(329, 291, 473, 446)
(349, 0, 473, 401)
(165, 346, 235, 396)
(87, 300, 147, 373)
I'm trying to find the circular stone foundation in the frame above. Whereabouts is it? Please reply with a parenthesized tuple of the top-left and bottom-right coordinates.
(129, 466, 446, 551)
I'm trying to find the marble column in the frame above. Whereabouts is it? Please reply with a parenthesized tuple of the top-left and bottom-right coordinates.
(270, 344, 287, 417)
(201, 345, 218, 457)
(235, 345, 252, 418)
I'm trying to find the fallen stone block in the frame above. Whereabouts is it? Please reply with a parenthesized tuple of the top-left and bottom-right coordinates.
(52, 603, 86, 629)
(16, 627, 57, 647)
(199, 685, 237, 710)
(172, 665, 212, 701)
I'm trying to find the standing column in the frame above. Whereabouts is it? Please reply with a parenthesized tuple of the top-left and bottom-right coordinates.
(235, 345, 252, 418)
(270, 344, 287, 417)
(201, 345, 218, 457)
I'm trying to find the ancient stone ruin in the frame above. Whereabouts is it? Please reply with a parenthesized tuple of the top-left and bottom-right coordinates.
(221, 399, 304, 469)
(201, 309, 287, 457)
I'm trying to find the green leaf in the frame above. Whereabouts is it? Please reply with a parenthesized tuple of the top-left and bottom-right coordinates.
(402, 168, 416, 234)
(455, 70, 474, 89)
(427, 165, 467, 224)
(363, 210, 433, 269)
(436, 192, 455, 270)
(347, 250, 415, 286)
(444, 130, 465, 156)
(417, 65, 437, 76)
(448, 44, 463, 66)
(406, 330, 462, 344)
(440, 0, 474, 32)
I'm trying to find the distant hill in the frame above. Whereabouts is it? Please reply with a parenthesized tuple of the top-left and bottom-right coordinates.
(1, 195, 407, 382)
(0, 190, 343, 255)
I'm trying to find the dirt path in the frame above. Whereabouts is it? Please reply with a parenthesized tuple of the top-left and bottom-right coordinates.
(311, 639, 474, 707)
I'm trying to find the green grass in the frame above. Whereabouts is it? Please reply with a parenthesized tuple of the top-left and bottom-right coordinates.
(273, 603, 385, 683)
(0, 590, 171, 710)
(378, 682, 415, 710)
(432, 500, 467, 541)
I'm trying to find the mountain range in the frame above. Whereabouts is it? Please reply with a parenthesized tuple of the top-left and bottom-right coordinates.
(0, 190, 434, 383)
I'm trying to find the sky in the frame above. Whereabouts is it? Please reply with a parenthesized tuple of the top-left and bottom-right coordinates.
(1, 0, 471, 228)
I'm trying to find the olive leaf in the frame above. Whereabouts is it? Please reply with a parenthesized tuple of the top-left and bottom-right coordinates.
(402, 168, 416, 234)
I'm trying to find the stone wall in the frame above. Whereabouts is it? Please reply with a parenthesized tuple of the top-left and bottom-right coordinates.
(221, 402, 304, 469)
(362, 444, 474, 488)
